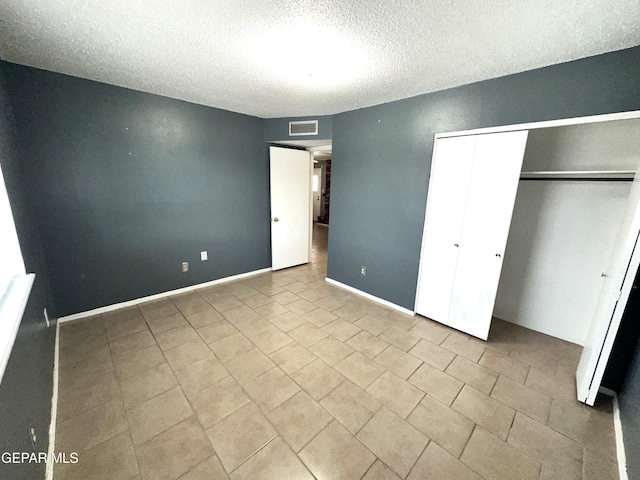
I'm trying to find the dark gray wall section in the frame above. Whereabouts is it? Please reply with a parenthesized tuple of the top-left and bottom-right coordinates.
(328, 46, 640, 310)
(602, 266, 640, 391)
(0, 64, 56, 480)
(264, 115, 332, 142)
(3, 62, 271, 316)
(620, 338, 640, 478)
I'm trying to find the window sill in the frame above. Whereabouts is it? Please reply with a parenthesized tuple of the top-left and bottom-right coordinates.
(0, 273, 35, 385)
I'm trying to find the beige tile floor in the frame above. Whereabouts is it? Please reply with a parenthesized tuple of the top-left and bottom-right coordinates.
(55, 225, 619, 480)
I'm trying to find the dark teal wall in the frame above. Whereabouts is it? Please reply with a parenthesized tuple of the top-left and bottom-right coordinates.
(604, 265, 640, 477)
(264, 115, 332, 142)
(3, 62, 271, 317)
(620, 338, 640, 477)
(328, 46, 640, 310)
(0, 64, 56, 480)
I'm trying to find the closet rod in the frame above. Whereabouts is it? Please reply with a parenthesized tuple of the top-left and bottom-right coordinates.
(520, 170, 635, 181)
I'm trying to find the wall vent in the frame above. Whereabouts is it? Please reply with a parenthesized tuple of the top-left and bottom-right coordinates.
(289, 120, 318, 136)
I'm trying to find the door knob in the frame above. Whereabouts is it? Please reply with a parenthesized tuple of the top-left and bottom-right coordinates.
(495, 254, 501, 258)
(601, 272, 607, 277)
(454, 243, 459, 248)
(273, 217, 279, 222)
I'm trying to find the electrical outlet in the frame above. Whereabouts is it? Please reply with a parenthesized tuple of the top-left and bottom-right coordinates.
(182, 262, 189, 272)
(201, 251, 208, 261)
(360, 266, 366, 276)
(44, 308, 50, 328)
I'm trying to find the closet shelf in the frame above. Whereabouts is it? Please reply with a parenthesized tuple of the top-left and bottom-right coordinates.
(520, 170, 636, 180)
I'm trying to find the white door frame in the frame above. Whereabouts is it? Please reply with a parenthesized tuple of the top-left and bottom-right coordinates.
(432, 110, 640, 140)
(415, 109, 640, 404)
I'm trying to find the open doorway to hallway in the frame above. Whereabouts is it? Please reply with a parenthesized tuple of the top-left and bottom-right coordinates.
(312, 146, 331, 274)
(309, 145, 331, 274)
(312, 146, 331, 226)
(311, 222, 329, 276)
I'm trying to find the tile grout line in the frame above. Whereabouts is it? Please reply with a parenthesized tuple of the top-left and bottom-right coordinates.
(487, 373, 499, 397)
(358, 459, 378, 480)
(118, 300, 215, 471)
(229, 352, 328, 475)
(500, 395, 616, 478)
(176, 361, 229, 477)
(352, 400, 384, 438)
(456, 424, 492, 478)
(404, 438, 431, 480)
(446, 355, 465, 407)
(162, 289, 271, 477)
(110, 314, 150, 480)
(404, 390, 426, 422)
(60, 317, 144, 477)
(226, 433, 280, 476)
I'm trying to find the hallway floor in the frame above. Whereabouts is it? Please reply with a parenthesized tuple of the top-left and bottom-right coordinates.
(55, 224, 619, 479)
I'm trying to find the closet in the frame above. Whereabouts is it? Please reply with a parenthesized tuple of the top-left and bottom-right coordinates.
(494, 122, 638, 344)
(415, 116, 640, 405)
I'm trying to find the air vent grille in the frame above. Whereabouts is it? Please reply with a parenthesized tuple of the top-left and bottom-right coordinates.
(289, 120, 318, 136)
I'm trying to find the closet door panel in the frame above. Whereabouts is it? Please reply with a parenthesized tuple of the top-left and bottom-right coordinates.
(577, 162, 640, 404)
(447, 131, 529, 339)
(415, 136, 476, 323)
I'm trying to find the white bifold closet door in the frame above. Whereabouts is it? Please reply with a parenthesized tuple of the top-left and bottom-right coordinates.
(415, 136, 475, 322)
(576, 161, 640, 405)
(416, 130, 529, 340)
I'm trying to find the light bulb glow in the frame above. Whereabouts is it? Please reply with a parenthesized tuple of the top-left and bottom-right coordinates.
(248, 23, 370, 88)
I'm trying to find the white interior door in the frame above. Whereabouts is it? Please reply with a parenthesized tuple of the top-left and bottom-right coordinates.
(313, 168, 322, 221)
(270, 146, 313, 271)
(447, 130, 529, 340)
(415, 136, 476, 323)
(577, 165, 640, 405)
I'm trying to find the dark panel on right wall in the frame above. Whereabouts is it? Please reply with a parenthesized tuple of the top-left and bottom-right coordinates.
(327, 46, 640, 477)
(620, 339, 640, 477)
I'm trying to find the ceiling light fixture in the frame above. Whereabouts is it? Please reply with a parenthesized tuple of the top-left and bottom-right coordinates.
(250, 23, 369, 88)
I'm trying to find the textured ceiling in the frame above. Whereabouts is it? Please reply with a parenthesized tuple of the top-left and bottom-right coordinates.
(0, 1, 639, 118)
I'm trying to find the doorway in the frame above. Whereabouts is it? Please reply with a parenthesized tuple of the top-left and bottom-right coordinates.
(313, 168, 322, 221)
(268, 141, 332, 273)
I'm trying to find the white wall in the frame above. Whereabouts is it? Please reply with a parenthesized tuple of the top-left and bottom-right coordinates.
(493, 119, 640, 345)
(0, 164, 25, 297)
(521, 120, 640, 171)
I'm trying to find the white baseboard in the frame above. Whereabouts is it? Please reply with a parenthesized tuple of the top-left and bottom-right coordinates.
(599, 387, 628, 480)
(45, 320, 60, 480)
(57, 267, 272, 323)
(325, 278, 415, 316)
